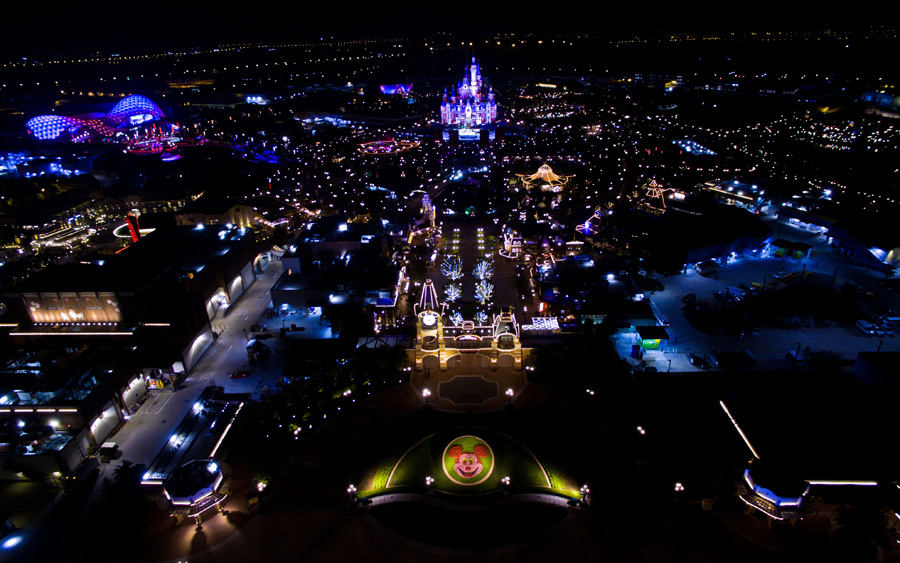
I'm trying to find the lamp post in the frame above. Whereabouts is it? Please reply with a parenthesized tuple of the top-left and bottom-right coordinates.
(580, 485, 590, 505)
(505, 388, 514, 404)
(667, 359, 672, 373)
(831, 267, 840, 288)
(422, 388, 431, 406)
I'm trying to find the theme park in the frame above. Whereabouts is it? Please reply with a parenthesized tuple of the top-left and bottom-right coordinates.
(3, 29, 900, 563)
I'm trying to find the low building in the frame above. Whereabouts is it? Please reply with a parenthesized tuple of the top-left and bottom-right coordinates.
(1, 225, 260, 378)
(175, 195, 254, 229)
(0, 344, 146, 476)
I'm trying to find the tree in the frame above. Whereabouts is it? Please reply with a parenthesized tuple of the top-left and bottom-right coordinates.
(473, 259, 494, 281)
(835, 502, 900, 547)
(444, 283, 462, 303)
(475, 280, 493, 304)
(441, 255, 464, 280)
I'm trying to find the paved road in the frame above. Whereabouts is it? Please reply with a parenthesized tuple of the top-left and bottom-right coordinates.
(111, 258, 287, 470)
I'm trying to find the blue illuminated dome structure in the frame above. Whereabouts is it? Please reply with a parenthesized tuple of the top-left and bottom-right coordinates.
(24, 115, 91, 142)
(106, 95, 166, 127)
(26, 95, 167, 142)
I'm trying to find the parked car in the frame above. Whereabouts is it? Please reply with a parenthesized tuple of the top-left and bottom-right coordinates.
(880, 315, 900, 326)
(739, 284, 759, 296)
(877, 324, 894, 337)
(856, 320, 876, 335)
(230, 370, 251, 379)
(687, 353, 709, 369)
(681, 293, 697, 303)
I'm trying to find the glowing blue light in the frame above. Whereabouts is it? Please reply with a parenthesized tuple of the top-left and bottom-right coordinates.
(107, 95, 164, 124)
(28, 95, 164, 141)
(2, 535, 23, 549)
(207, 462, 218, 473)
(26, 115, 86, 140)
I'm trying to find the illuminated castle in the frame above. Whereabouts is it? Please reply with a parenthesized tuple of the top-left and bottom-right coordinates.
(440, 54, 497, 128)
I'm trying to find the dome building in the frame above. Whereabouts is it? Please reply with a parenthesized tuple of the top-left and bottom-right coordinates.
(26, 95, 167, 142)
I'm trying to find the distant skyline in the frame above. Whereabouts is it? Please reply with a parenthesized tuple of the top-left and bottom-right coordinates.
(1, 1, 889, 55)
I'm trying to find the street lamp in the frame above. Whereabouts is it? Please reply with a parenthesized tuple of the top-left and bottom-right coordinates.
(347, 484, 357, 502)
(580, 484, 590, 504)
(422, 388, 431, 405)
(505, 388, 514, 404)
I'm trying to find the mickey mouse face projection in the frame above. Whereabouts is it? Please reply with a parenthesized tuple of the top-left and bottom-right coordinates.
(442, 435, 493, 485)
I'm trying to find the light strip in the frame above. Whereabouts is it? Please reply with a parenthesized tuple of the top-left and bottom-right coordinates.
(720, 401, 761, 460)
(14, 408, 33, 412)
(807, 480, 879, 486)
(58, 409, 78, 413)
(210, 402, 243, 458)
(143, 323, 170, 327)
(37, 409, 56, 413)
(14, 332, 134, 336)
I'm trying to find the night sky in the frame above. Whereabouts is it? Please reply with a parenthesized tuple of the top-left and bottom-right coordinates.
(1, 1, 884, 54)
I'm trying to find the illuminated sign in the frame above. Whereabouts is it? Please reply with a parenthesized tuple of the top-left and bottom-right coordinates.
(379, 84, 413, 95)
(129, 113, 153, 126)
(23, 291, 122, 324)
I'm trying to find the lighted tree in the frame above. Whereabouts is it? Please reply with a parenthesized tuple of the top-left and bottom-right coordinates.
(475, 281, 494, 304)
(475, 311, 488, 325)
(473, 259, 494, 281)
(441, 255, 464, 280)
(450, 311, 464, 326)
(444, 284, 462, 303)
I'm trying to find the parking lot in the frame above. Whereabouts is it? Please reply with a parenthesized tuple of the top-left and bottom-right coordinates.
(623, 218, 900, 372)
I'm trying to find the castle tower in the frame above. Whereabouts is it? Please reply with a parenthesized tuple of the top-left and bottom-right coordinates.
(414, 279, 446, 371)
(422, 194, 436, 230)
(440, 52, 497, 127)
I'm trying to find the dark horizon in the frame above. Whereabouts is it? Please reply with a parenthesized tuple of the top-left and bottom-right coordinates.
(1, 1, 890, 56)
